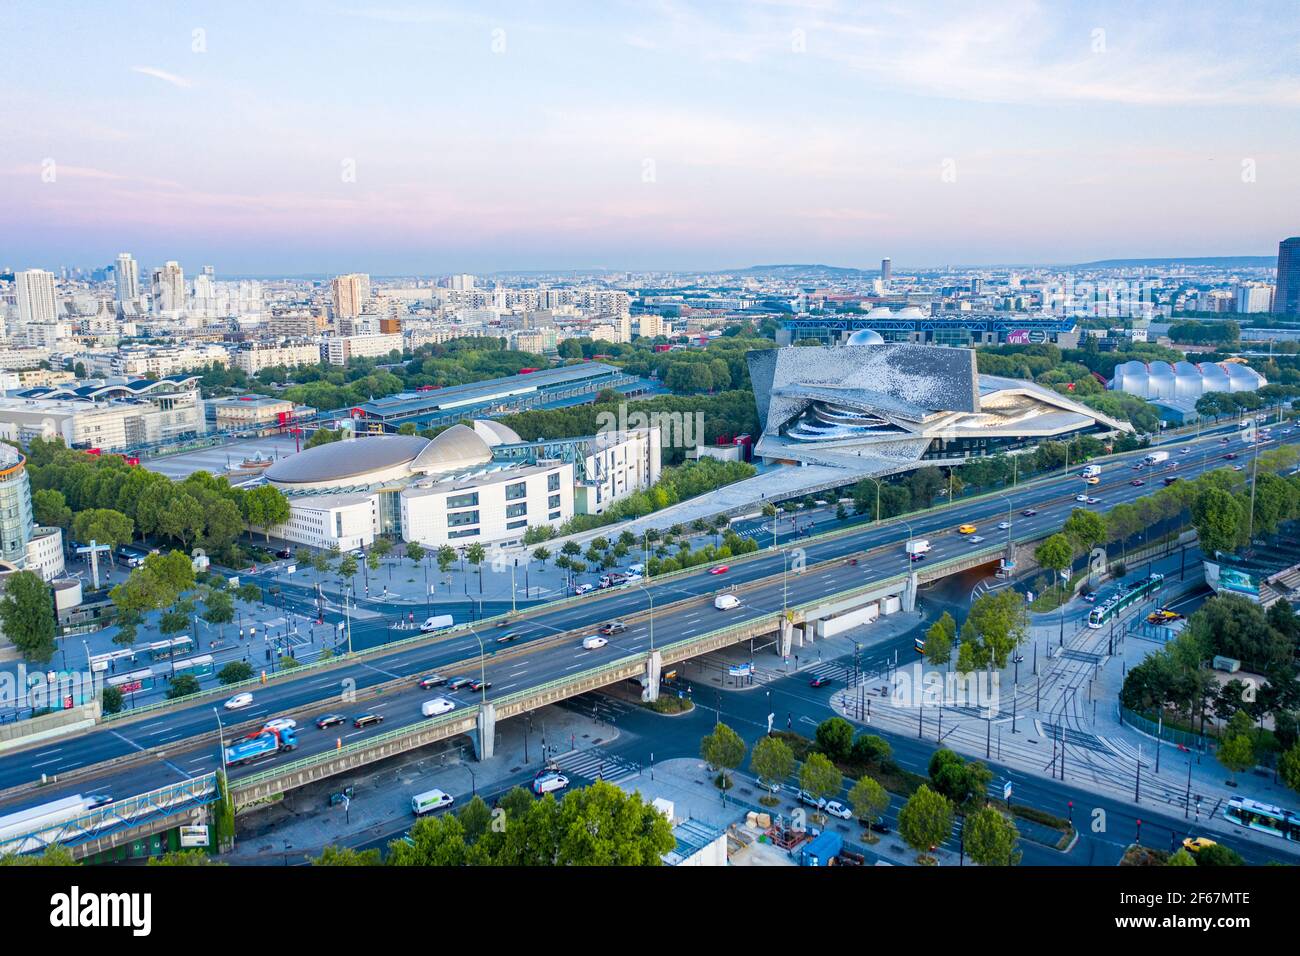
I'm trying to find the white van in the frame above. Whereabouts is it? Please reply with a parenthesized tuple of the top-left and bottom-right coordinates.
(905, 539, 931, 556)
(714, 594, 740, 611)
(421, 697, 455, 717)
(411, 788, 454, 816)
(420, 614, 454, 633)
(582, 635, 609, 650)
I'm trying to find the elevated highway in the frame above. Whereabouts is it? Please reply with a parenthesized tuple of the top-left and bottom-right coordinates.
(0, 423, 1281, 855)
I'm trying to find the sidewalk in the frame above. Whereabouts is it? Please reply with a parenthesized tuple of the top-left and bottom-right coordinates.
(828, 549, 1299, 855)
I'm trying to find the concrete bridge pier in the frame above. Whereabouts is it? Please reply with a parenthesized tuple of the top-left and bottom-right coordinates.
(642, 650, 662, 702)
(902, 572, 919, 613)
(475, 702, 496, 760)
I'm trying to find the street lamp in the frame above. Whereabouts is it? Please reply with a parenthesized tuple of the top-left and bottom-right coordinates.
(862, 475, 882, 524)
(213, 706, 229, 780)
(635, 583, 655, 651)
(467, 626, 488, 706)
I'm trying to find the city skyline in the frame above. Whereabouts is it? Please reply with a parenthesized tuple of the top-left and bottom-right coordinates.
(2, 0, 1298, 273)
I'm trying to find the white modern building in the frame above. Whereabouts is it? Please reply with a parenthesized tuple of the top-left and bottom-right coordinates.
(232, 342, 322, 375)
(15, 270, 58, 326)
(324, 332, 403, 365)
(263, 420, 657, 550)
(115, 253, 140, 304)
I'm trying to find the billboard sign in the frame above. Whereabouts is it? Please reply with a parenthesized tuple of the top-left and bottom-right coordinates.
(1006, 329, 1030, 344)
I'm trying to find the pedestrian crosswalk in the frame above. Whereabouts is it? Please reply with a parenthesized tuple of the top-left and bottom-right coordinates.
(550, 747, 641, 784)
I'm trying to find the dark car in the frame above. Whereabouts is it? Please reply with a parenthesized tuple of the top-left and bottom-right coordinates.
(495, 631, 519, 644)
(353, 713, 384, 728)
(1224, 453, 1238, 460)
(315, 713, 345, 729)
(418, 674, 446, 689)
(809, 676, 832, 688)
(909, 552, 926, 562)
(468, 678, 492, 693)
(275, 548, 293, 559)
(1021, 509, 1037, 517)
(868, 820, 892, 834)
(447, 677, 474, 691)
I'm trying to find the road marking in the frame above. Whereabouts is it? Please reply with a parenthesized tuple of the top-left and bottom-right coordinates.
(30, 757, 61, 768)
(108, 730, 146, 752)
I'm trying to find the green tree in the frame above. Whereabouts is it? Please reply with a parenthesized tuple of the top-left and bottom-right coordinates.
(1166, 848, 1198, 866)
(1063, 508, 1108, 555)
(405, 541, 426, 566)
(101, 684, 124, 715)
(798, 752, 842, 805)
(312, 845, 382, 865)
(963, 806, 1022, 866)
(242, 484, 291, 541)
(1192, 487, 1245, 556)
(700, 722, 747, 789)
(1217, 713, 1256, 785)
(897, 785, 955, 859)
(750, 735, 795, 792)
(466, 542, 487, 593)
(814, 717, 854, 762)
(847, 776, 889, 827)
(337, 554, 359, 585)
(850, 733, 891, 766)
(1034, 534, 1073, 595)
(148, 850, 225, 866)
(1280, 742, 1300, 796)
(0, 571, 56, 664)
(436, 545, 456, 574)
(202, 589, 235, 638)
(924, 617, 954, 666)
(532, 546, 551, 568)
(31, 488, 72, 529)
(1195, 843, 1244, 867)
(166, 673, 201, 699)
(218, 661, 254, 684)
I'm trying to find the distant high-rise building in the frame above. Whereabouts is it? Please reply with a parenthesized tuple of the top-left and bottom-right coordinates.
(15, 269, 57, 325)
(114, 253, 140, 303)
(881, 258, 891, 283)
(1275, 237, 1300, 316)
(449, 274, 476, 291)
(152, 260, 186, 312)
(1236, 283, 1273, 314)
(331, 273, 370, 320)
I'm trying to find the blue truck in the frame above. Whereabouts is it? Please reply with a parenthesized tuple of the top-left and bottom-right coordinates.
(799, 830, 843, 866)
(224, 727, 298, 766)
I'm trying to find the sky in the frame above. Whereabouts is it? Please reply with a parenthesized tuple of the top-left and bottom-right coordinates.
(1, 0, 1298, 275)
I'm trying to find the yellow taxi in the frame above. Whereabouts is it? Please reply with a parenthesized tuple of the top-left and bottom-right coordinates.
(1182, 836, 1216, 853)
(957, 524, 977, 535)
(1147, 608, 1183, 625)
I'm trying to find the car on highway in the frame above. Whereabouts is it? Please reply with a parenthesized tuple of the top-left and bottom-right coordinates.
(1131, 479, 1145, 486)
(1182, 836, 1217, 853)
(421, 697, 455, 717)
(1181, 447, 1192, 455)
(224, 692, 254, 710)
(582, 635, 608, 650)
(419, 614, 454, 633)
(262, 718, 297, 733)
(997, 521, 1012, 531)
(1083, 592, 1098, 603)
(447, 676, 474, 691)
(418, 674, 446, 689)
(1233, 464, 1246, 471)
(600, 620, 627, 635)
(1225, 452, 1238, 460)
(468, 678, 492, 693)
(957, 524, 977, 534)
(823, 800, 853, 820)
(1075, 494, 1089, 502)
(1220, 437, 1230, 443)
(709, 565, 730, 575)
(809, 675, 832, 688)
(1021, 509, 1037, 517)
(572, 583, 594, 595)
(315, 713, 346, 729)
(353, 712, 384, 728)
(966, 535, 985, 543)
(532, 772, 569, 795)
(495, 631, 520, 644)
(1163, 476, 1181, 485)
(909, 552, 926, 562)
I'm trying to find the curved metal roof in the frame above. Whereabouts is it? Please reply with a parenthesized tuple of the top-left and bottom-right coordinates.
(411, 424, 493, 473)
(472, 419, 523, 446)
(264, 434, 430, 484)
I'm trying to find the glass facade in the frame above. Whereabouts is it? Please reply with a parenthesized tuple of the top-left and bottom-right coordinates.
(0, 447, 33, 565)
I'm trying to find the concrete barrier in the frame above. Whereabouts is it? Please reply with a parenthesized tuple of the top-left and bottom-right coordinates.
(0, 703, 100, 755)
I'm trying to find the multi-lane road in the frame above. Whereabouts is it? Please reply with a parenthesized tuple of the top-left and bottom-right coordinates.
(0, 422, 1279, 819)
